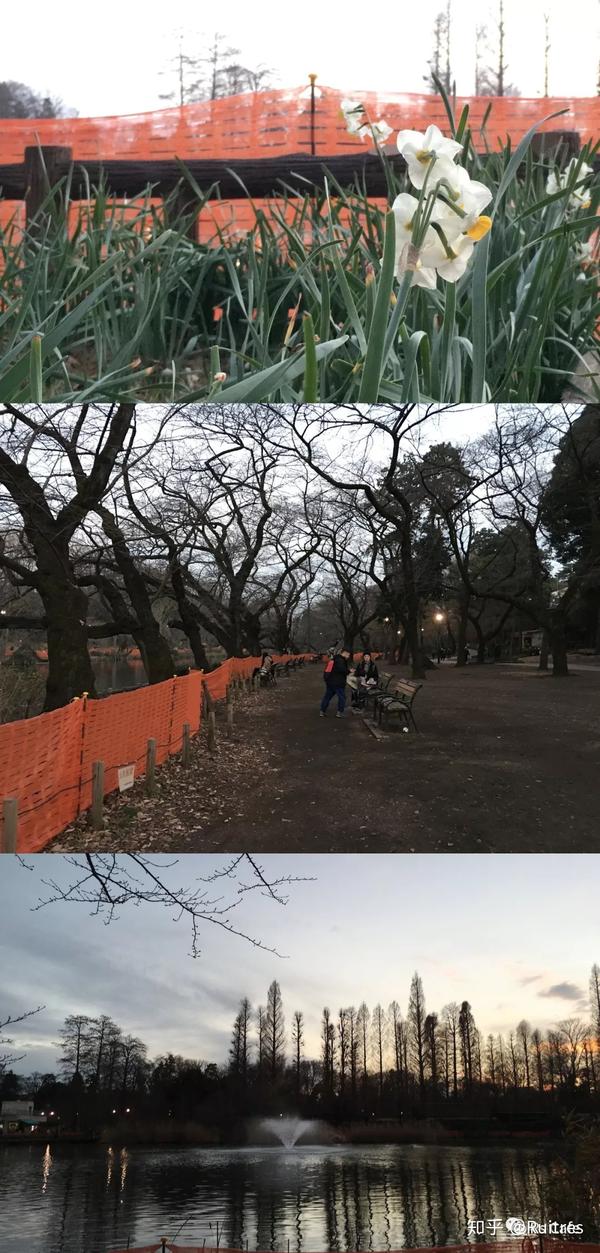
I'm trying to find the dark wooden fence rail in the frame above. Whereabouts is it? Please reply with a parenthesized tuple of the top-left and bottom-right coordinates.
(0, 132, 589, 228)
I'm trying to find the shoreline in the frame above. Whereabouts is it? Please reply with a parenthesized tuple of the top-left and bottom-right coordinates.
(2, 1131, 562, 1150)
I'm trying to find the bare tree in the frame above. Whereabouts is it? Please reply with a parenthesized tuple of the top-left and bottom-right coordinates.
(408, 972, 427, 1096)
(264, 980, 285, 1080)
(292, 1010, 304, 1099)
(477, 0, 520, 96)
(517, 1019, 532, 1089)
(0, 404, 135, 707)
(31, 853, 311, 959)
(442, 1003, 459, 1097)
(357, 1002, 370, 1090)
(371, 1004, 387, 1101)
(0, 1006, 43, 1074)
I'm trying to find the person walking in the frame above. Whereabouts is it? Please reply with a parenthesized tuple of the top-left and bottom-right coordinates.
(320, 647, 352, 718)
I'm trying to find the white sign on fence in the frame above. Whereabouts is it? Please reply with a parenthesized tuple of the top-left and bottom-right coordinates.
(117, 764, 136, 792)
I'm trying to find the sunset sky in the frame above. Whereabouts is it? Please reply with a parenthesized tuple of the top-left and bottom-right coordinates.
(1, 0, 597, 117)
(1, 854, 596, 1075)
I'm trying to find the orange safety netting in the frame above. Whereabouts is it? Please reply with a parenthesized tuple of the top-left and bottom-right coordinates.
(0, 87, 597, 240)
(1, 87, 598, 162)
(0, 654, 314, 853)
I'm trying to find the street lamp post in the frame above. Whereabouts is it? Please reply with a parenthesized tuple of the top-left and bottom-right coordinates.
(383, 617, 391, 659)
(434, 611, 445, 662)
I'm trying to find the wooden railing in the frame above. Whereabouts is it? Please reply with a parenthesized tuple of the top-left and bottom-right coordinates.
(0, 132, 588, 227)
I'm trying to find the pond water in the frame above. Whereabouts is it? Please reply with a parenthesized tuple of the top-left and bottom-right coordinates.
(92, 656, 149, 694)
(0, 1141, 552, 1253)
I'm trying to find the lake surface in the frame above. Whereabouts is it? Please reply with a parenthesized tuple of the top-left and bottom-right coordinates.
(92, 657, 149, 694)
(0, 1142, 552, 1253)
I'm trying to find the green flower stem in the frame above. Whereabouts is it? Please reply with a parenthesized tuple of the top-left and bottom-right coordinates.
(302, 312, 318, 402)
(382, 270, 414, 366)
(29, 334, 43, 402)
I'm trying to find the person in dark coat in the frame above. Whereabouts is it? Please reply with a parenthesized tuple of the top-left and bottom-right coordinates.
(351, 652, 379, 707)
(320, 647, 352, 717)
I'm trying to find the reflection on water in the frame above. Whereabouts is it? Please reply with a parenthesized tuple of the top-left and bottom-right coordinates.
(0, 1142, 551, 1253)
(92, 657, 148, 694)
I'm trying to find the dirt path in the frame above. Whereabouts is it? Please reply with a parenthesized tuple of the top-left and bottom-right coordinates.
(51, 660, 600, 854)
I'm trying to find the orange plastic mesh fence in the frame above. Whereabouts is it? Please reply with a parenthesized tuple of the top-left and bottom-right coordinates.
(0, 87, 598, 163)
(0, 701, 84, 850)
(0, 655, 314, 853)
(77, 670, 204, 813)
(1, 87, 597, 239)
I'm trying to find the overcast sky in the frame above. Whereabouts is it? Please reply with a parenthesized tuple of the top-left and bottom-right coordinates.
(2, 1, 597, 117)
(1, 853, 597, 1076)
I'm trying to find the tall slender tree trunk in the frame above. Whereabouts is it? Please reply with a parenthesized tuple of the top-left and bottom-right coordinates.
(550, 621, 569, 676)
(471, 617, 486, 664)
(397, 527, 425, 678)
(538, 629, 550, 671)
(594, 601, 600, 655)
(455, 592, 469, 667)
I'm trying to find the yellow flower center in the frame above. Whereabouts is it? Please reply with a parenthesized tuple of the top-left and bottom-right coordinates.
(466, 215, 492, 241)
(416, 149, 434, 164)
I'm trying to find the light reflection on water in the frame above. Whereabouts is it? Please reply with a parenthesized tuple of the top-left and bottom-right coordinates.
(0, 1142, 550, 1253)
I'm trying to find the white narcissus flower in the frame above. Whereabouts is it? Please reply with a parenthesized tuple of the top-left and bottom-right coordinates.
(361, 118, 393, 145)
(392, 193, 441, 288)
(340, 99, 366, 135)
(392, 193, 440, 257)
(397, 124, 463, 190)
(397, 243, 439, 288)
(391, 137, 495, 287)
(410, 260, 439, 289)
(429, 234, 476, 282)
(393, 193, 492, 288)
(546, 158, 594, 209)
(432, 164, 493, 233)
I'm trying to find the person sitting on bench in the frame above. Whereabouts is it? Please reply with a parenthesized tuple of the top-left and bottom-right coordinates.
(259, 652, 275, 684)
(351, 652, 379, 708)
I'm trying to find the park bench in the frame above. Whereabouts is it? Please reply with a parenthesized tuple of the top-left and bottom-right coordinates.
(377, 679, 423, 732)
(285, 658, 298, 673)
(363, 672, 393, 714)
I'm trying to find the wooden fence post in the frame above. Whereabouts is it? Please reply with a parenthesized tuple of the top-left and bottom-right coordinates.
(24, 145, 73, 226)
(207, 709, 217, 751)
(182, 722, 191, 768)
(226, 688, 234, 737)
(145, 738, 157, 796)
(90, 761, 105, 830)
(1, 798, 18, 853)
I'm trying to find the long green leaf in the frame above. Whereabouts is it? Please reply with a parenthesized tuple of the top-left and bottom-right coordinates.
(358, 211, 397, 402)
